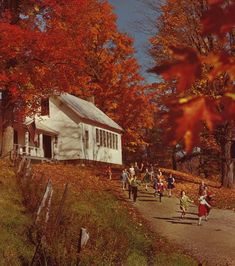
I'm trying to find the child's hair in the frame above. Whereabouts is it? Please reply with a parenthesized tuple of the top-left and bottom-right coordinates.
(180, 190, 185, 197)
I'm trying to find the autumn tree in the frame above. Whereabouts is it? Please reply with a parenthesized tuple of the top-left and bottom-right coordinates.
(0, 0, 90, 155)
(66, 0, 155, 155)
(0, 0, 154, 158)
(149, 0, 235, 187)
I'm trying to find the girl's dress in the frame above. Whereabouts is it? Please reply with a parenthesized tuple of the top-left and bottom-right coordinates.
(167, 176, 175, 189)
(143, 172, 151, 183)
(198, 196, 210, 217)
(180, 195, 192, 211)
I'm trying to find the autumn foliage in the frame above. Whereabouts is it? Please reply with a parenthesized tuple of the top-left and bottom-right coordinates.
(0, 0, 154, 154)
(150, 0, 235, 151)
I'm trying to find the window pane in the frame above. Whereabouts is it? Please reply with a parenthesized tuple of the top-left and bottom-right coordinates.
(107, 132, 109, 148)
(85, 130, 89, 149)
(100, 130, 103, 146)
(104, 131, 106, 147)
(115, 135, 118, 149)
(110, 133, 113, 149)
(112, 134, 115, 149)
(96, 128, 99, 143)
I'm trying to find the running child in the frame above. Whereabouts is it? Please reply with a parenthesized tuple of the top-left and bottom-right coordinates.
(143, 168, 151, 191)
(198, 190, 211, 226)
(167, 173, 175, 197)
(179, 190, 194, 219)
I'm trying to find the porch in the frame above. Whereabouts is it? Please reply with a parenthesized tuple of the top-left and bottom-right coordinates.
(13, 144, 43, 157)
(13, 120, 58, 160)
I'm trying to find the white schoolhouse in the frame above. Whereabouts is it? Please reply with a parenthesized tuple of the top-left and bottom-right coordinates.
(13, 93, 123, 165)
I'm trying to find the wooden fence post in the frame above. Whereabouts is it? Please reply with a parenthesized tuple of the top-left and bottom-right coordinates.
(77, 227, 89, 265)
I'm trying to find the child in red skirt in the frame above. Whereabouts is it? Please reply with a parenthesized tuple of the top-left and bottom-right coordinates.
(198, 190, 211, 226)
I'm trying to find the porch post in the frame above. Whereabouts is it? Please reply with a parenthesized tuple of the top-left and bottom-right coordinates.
(39, 134, 43, 157)
(25, 131, 29, 155)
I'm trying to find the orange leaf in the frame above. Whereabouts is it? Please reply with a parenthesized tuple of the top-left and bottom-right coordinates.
(175, 97, 221, 151)
(150, 47, 202, 92)
(202, 2, 235, 36)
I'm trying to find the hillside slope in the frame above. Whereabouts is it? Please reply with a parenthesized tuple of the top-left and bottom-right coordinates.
(0, 160, 34, 265)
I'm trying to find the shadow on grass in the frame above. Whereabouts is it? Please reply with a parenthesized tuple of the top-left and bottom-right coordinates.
(139, 191, 154, 195)
(138, 199, 159, 202)
(138, 195, 155, 198)
(172, 216, 198, 221)
(170, 221, 193, 225)
(153, 216, 195, 225)
(176, 211, 198, 216)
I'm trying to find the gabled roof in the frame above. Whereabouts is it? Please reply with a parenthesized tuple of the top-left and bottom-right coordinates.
(25, 118, 58, 136)
(58, 93, 123, 132)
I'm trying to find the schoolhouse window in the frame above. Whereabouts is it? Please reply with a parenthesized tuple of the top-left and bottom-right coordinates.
(85, 130, 89, 149)
(109, 133, 112, 148)
(110, 133, 113, 149)
(96, 128, 99, 144)
(41, 98, 49, 116)
(107, 132, 109, 148)
(100, 130, 104, 146)
(106, 132, 109, 148)
(112, 134, 115, 149)
(115, 134, 118, 150)
(104, 130, 107, 147)
(108, 132, 111, 148)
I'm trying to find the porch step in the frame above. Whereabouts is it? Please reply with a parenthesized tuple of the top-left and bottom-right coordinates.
(24, 155, 53, 163)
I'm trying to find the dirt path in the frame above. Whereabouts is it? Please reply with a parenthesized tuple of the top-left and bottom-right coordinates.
(118, 184, 235, 266)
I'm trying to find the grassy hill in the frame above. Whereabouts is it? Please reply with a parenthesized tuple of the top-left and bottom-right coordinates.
(0, 160, 34, 265)
(0, 160, 197, 265)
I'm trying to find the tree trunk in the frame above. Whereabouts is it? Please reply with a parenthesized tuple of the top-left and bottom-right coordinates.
(1, 91, 14, 157)
(221, 124, 234, 188)
(0, 1, 20, 156)
(1, 124, 14, 156)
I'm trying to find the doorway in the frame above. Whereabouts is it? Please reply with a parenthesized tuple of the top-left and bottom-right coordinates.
(13, 130, 18, 144)
(43, 135, 52, 158)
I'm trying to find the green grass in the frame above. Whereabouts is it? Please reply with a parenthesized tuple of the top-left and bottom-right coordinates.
(0, 161, 197, 265)
(62, 189, 196, 265)
(154, 253, 198, 266)
(70, 191, 153, 264)
(0, 160, 34, 265)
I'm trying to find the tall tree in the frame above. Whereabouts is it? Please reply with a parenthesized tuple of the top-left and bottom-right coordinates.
(149, 0, 235, 187)
(0, 0, 154, 157)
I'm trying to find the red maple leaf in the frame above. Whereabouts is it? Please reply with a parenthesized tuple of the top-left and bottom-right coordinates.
(202, 2, 235, 36)
(150, 47, 202, 92)
(174, 97, 221, 151)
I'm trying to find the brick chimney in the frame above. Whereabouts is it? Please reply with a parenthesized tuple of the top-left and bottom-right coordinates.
(87, 96, 95, 105)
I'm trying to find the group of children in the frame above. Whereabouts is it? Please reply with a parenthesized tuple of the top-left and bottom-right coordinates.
(120, 162, 176, 203)
(120, 163, 214, 226)
(179, 181, 214, 226)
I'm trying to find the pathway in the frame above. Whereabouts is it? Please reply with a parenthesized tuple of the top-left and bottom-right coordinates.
(121, 185, 235, 266)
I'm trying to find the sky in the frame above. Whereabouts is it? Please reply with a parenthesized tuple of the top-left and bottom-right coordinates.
(108, 0, 159, 82)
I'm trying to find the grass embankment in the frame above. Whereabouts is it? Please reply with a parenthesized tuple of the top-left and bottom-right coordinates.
(0, 160, 34, 265)
(0, 159, 196, 265)
(32, 163, 196, 265)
